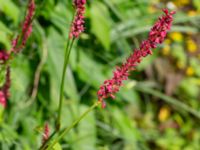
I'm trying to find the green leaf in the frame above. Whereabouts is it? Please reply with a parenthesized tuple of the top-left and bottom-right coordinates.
(53, 143, 62, 150)
(76, 51, 105, 87)
(0, 105, 4, 124)
(0, 21, 12, 34)
(73, 105, 96, 150)
(90, 1, 111, 50)
(111, 106, 145, 149)
(111, 25, 198, 42)
(193, 0, 200, 11)
(0, 31, 11, 50)
(0, 66, 6, 87)
(171, 43, 187, 67)
(179, 78, 199, 98)
(11, 55, 31, 104)
(171, 25, 198, 33)
(50, 2, 72, 36)
(0, 0, 20, 24)
(119, 82, 140, 103)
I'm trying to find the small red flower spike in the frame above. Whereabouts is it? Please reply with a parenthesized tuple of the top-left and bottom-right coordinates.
(42, 123, 50, 144)
(0, 67, 11, 108)
(70, 0, 87, 38)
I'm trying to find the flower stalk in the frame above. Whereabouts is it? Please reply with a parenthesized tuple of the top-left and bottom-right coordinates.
(41, 8, 175, 149)
(45, 101, 100, 150)
(97, 9, 176, 108)
(56, 0, 87, 131)
(56, 38, 75, 131)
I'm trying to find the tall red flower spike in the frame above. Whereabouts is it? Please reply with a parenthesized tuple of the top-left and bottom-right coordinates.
(0, 0, 35, 107)
(0, 67, 11, 108)
(42, 123, 50, 144)
(97, 9, 176, 108)
(69, 0, 86, 38)
(0, 50, 9, 64)
(0, 91, 6, 108)
(22, 0, 35, 46)
(11, 0, 35, 53)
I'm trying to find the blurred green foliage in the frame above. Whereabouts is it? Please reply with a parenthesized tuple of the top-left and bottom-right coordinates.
(0, 0, 200, 150)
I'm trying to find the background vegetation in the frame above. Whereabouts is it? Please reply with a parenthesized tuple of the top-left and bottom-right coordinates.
(0, 0, 200, 149)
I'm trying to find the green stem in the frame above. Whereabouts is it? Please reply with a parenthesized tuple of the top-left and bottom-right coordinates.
(39, 131, 57, 150)
(55, 9, 76, 131)
(56, 38, 75, 130)
(40, 14, 76, 150)
(46, 101, 100, 150)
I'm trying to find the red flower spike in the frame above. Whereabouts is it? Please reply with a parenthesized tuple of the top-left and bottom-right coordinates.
(97, 9, 175, 108)
(0, 50, 10, 63)
(70, 0, 86, 38)
(12, 0, 35, 53)
(22, 0, 35, 46)
(74, 0, 86, 6)
(11, 36, 19, 52)
(22, 0, 35, 33)
(101, 100, 106, 109)
(22, 25, 33, 46)
(0, 67, 11, 108)
(42, 123, 50, 144)
(0, 1, 35, 108)
(0, 91, 6, 108)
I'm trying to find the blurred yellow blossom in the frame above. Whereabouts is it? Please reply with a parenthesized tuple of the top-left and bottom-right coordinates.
(187, 39, 197, 53)
(148, 6, 157, 13)
(176, 61, 185, 69)
(158, 106, 170, 122)
(173, 0, 190, 6)
(180, 0, 190, 5)
(187, 10, 198, 16)
(162, 45, 170, 56)
(186, 66, 195, 76)
(169, 32, 183, 42)
(164, 39, 171, 44)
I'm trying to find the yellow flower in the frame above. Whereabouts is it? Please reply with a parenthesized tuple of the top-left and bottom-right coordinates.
(180, 0, 190, 5)
(148, 6, 157, 13)
(173, 0, 190, 6)
(186, 66, 195, 76)
(176, 61, 185, 69)
(169, 32, 183, 42)
(158, 107, 170, 122)
(187, 39, 197, 53)
(162, 45, 170, 56)
(187, 10, 197, 16)
(164, 39, 171, 44)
